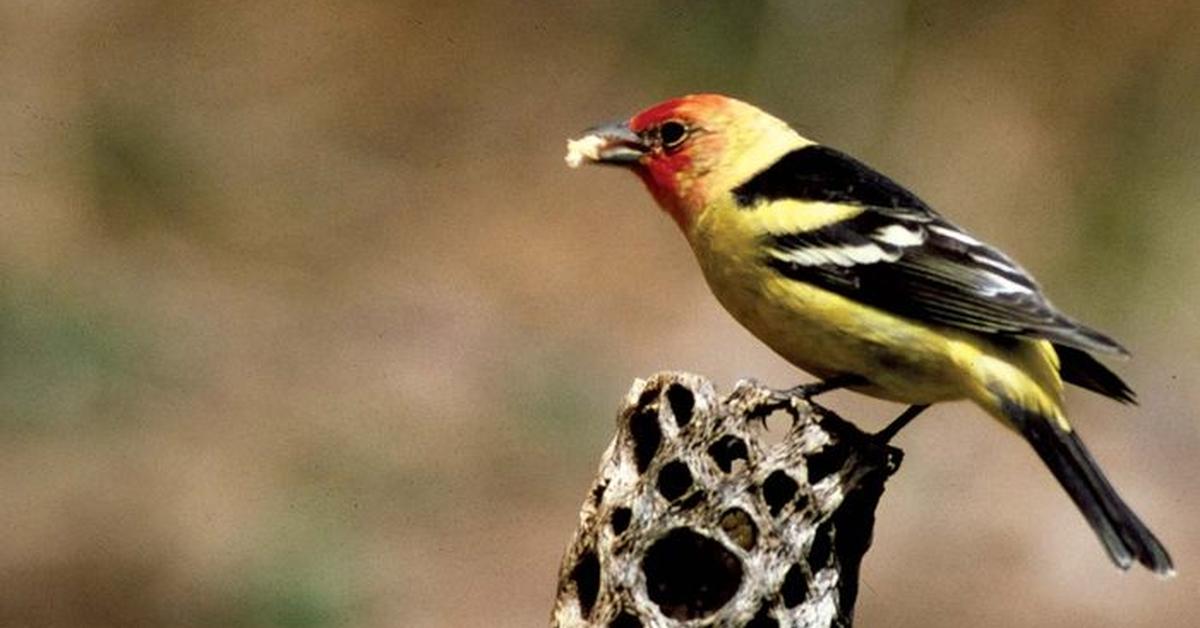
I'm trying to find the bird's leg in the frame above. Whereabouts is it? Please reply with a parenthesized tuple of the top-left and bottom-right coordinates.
(755, 375, 866, 422)
(779, 374, 868, 400)
(874, 404, 929, 443)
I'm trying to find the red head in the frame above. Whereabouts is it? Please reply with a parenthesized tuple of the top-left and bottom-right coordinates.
(567, 94, 808, 231)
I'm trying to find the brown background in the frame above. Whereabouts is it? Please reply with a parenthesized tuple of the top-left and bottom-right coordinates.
(1, 2, 1197, 626)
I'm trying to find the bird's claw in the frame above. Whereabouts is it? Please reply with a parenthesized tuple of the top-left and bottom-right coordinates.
(776, 374, 868, 402)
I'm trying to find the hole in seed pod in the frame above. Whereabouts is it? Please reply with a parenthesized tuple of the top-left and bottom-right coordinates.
(572, 550, 601, 619)
(807, 521, 834, 572)
(746, 603, 779, 628)
(762, 470, 799, 516)
(609, 611, 642, 628)
(611, 507, 632, 535)
(665, 383, 695, 428)
(656, 460, 693, 501)
(806, 440, 850, 484)
(719, 507, 758, 551)
(629, 407, 661, 474)
(642, 528, 743, 620)
(707, 435, 748, 474)
(637, 384, 661, 408)
(591, 481, 607, 506)
(782, 563, 808, 608)
(753, 409, 793, 450)
(677, 490, 705, 511)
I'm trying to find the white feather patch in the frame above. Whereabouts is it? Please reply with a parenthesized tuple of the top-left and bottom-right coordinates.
(872, 224, 925, 247)
(971, 253, 1020, 275)
(978, 272, 1032, 296)
(772, 243, 901, 267)
(929, 224, 983, 246)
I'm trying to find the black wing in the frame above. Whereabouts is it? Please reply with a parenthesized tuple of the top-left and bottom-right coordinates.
(1054, 344, 1136, 404)
(735, 145, 1129, 357)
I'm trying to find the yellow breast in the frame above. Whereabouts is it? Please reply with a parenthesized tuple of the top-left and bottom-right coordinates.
(685, 196, 1061, 413)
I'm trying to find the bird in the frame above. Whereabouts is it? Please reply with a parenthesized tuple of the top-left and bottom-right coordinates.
(564, 93, 1172, 575)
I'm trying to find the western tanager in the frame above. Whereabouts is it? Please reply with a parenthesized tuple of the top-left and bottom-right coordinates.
(565, 93, 1172, 575)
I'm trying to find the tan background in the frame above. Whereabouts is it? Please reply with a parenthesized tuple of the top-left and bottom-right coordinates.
(1, 2, 1197, 626)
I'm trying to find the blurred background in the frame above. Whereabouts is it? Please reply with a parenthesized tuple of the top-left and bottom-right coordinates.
(1, 1, 1197, 626)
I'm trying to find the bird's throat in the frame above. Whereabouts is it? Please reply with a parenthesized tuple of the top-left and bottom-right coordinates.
(635, 164, 701, 232)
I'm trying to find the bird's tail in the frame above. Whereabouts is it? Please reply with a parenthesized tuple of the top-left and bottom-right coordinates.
(1004, 400, 1174, 576)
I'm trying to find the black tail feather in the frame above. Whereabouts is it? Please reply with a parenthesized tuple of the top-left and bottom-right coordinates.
(1005, 400, 1173, 575)
(1055, 344, 1137, 404)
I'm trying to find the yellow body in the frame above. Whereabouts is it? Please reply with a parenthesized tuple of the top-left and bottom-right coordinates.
(636, 101, 1074, 432)
(688, 191, 1069, 432)
(668, 107, 1171, 572)
(567, 92, 1171, 574)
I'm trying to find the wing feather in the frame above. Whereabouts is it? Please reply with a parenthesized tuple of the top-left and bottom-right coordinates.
(737, 144, 1128, 356)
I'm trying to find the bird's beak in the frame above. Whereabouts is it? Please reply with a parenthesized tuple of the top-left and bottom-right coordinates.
(565, 121, 647, 168)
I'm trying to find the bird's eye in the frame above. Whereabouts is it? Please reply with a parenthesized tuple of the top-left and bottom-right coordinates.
(660, 121, 688, 148)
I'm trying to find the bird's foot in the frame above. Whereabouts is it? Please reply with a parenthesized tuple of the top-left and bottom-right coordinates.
(777, 374, 867, 401)
(754, 375, 868, 422)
